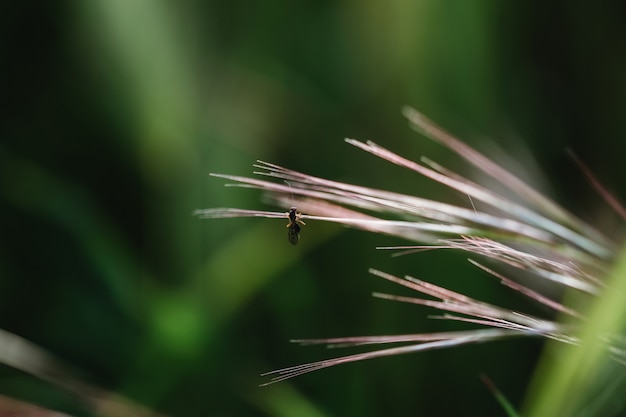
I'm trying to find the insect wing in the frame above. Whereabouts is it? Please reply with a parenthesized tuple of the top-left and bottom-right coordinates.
(287, 223, 301, 245)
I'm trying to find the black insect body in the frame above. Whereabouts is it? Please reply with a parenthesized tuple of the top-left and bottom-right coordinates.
(286, 207, 305, 245)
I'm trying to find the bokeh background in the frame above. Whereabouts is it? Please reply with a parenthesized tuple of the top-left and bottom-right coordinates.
(3, 2, 626, 416)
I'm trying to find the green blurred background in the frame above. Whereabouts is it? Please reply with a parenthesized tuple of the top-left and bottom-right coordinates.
(2, 1, 626, 416)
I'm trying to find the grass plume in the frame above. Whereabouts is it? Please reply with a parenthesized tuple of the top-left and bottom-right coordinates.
(197, 107, 625, 413)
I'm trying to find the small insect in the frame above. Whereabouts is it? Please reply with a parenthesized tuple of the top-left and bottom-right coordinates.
(286, 207, 306, 245)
